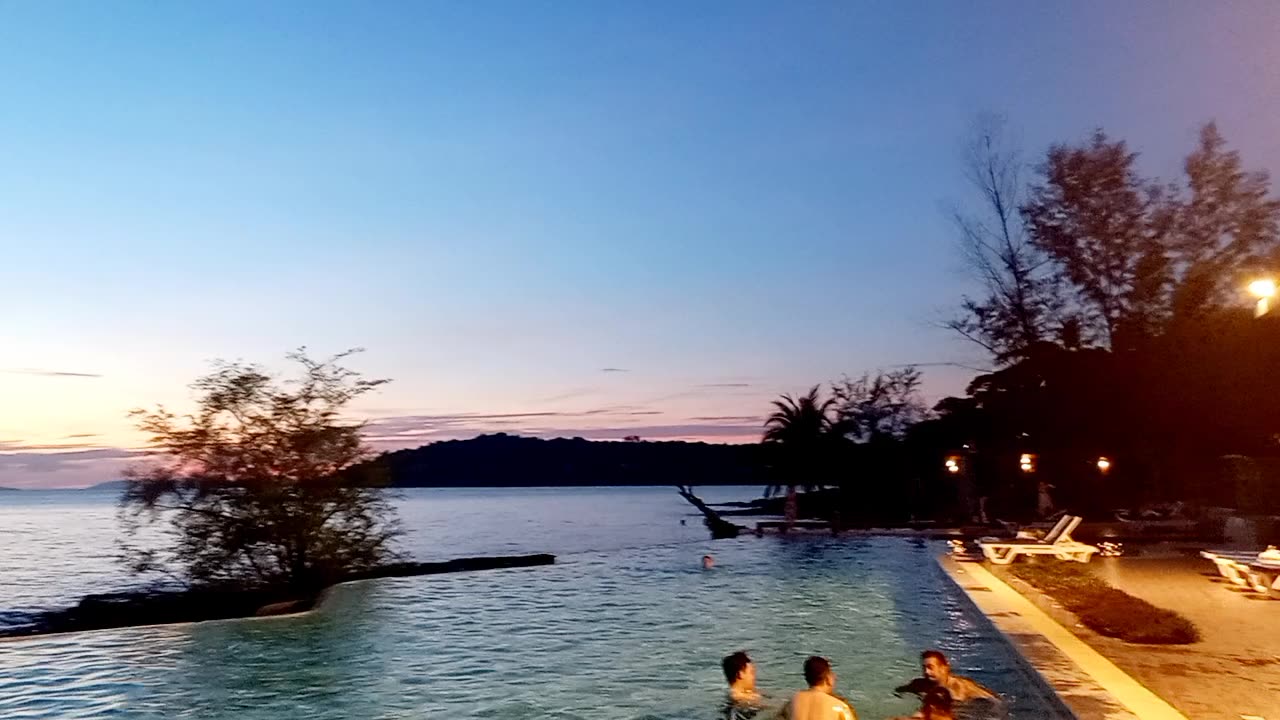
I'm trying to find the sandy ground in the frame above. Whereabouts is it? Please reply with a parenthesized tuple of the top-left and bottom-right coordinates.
(1000, 556, 1280, 720)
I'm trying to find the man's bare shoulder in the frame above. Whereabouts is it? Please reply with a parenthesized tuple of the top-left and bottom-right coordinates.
(782, 690, 856, 720)
(949, 675, 996, 700)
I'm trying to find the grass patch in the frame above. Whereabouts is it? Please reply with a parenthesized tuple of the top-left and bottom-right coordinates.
(1007, 562, 1201, 645)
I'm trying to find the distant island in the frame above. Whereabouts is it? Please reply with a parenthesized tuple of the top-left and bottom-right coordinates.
(365, 433, 765, 488)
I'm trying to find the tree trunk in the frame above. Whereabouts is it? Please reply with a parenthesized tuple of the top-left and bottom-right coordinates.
(784, 485, 798, 529)
(676, 486, 743, 539)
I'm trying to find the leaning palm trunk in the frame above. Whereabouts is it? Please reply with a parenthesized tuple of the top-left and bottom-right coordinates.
(784, 485, 798, 528)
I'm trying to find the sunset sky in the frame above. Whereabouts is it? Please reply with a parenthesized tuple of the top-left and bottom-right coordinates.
(4, 1, 1279, 487)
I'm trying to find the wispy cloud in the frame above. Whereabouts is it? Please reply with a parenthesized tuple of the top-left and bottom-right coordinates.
(697, 383, 752, 388)
(600, 367, 630, 373)
(1, 368, 102, 378)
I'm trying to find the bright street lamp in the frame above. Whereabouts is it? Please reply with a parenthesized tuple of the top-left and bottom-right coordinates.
(1019, 453, 1035, 473)
(1096, 456, 1112, 473)
(1249, 278, 1276, 317)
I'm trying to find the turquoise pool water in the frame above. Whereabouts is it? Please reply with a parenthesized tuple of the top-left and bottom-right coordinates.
(0, 535, 1070, 719)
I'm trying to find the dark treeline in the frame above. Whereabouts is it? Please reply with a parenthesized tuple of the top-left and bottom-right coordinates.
(369, 433, 765, 487)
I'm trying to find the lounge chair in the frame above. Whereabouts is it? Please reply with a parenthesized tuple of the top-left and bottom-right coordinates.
(979, 516, 1099, 564)
(1244, 561, 1280, 597)
(1199, 549, 1261, 587)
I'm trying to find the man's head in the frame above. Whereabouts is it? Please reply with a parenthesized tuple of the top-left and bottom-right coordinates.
(921, 687, 955, 720)
(703, 555, 715, 570)
(722, 651, 755, 688)
(803, 655, 833, 689)
(921, 650, 951, 683)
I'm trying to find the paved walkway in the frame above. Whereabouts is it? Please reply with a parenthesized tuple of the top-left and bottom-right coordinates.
(1080, 557, 1280, 720)
(943, 557, 1183, 720)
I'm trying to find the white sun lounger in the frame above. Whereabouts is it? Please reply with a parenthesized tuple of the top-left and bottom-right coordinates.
(1245, 561, 1280, 597)
(1200, 549, 1261, 587)
(979, 515, 1099, 564)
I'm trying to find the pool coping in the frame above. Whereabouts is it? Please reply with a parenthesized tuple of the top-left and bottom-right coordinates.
(937, 556, 1189, 720)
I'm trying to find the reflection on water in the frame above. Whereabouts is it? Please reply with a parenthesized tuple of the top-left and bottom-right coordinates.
(0, 538, 1070, 719)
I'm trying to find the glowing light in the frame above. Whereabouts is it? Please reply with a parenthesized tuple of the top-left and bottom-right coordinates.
(1250, 279, 1276, 317)
(1249, 279, 1277, 298)
(1099, 541, 1124, 557)
(944, 457, 960, 474)
(1019, 453, 1036, 472)
(1097, 456, 1111, 472)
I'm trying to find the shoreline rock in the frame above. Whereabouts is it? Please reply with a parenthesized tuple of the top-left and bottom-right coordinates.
(0, 553, 555, 639)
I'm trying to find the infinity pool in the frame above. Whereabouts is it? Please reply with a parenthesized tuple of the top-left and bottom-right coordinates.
(0, 537, 1070, 719)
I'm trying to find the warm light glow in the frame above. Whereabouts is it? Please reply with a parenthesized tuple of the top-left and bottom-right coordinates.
(1097, 456, 1111, 472)
(945, 456, 960, 474)
(1019, 453, 1036, 472)
(1249, 279, 1277, 298)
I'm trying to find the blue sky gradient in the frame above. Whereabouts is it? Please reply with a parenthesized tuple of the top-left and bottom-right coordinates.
(3, 1, 1279, 485)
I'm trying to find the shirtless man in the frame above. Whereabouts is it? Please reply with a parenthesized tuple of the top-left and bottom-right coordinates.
(722, 651, 766, 719)
(778, 656, 857, 720)
(919, 650, 995, 702)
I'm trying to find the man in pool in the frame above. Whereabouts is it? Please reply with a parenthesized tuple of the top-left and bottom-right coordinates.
(721, 651, 767, 719)
(777, 656, 857, 720)
(909, 650, 994, 703)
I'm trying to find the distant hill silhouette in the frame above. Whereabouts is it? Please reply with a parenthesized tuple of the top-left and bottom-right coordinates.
(365, 433, 765, 487)
(85, 480, 128, 492)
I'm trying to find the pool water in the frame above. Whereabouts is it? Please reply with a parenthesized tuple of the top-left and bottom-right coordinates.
(0, 536, 1071, 719)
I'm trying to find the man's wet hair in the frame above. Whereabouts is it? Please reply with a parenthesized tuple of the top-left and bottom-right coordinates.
(803, 656, 832, 687)
(921, 649, 949, 665)
(921, 687, 955, 719)
(922, 686, 953, 711)
(722, 651, 751, 684)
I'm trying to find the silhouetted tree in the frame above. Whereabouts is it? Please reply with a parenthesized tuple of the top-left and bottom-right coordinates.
(1169, 122, 1280, 321)
(831, 367, 928, 443)
(948, 115, 1064, 362)
(119, 349, 401, 592)
(762, 386, 836, 524)
(1022, 130, 1172, 348)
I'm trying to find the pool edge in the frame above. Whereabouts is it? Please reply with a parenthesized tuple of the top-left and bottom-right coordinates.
(936, 555, 1187, 720)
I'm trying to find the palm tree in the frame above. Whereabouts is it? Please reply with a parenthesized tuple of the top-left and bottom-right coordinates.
(762, 385, 836, 526)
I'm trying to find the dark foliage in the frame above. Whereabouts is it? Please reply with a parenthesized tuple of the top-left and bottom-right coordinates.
(120, 350, 401, 593)
(1008, 563, 1200, 644)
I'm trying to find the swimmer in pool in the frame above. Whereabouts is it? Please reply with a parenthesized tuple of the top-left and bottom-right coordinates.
(889, 687, 956, 720)
(721, 651, 768, 719)
(918, 651, 994, 703)
(777, 656, 857, 720)
(703, 554, 716, 570)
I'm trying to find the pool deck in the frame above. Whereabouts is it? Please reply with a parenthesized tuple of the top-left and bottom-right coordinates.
(1080, 557, 1280, 720)
(943, 554, 1280, 720)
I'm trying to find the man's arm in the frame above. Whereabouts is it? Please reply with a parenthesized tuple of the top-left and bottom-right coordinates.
(956, 676, 996, 700)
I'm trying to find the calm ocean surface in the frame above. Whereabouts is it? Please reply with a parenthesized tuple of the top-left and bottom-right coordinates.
(0, 486, 1069, 719)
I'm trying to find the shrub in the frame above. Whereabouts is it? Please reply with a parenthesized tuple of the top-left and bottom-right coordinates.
(1007, 562, 1200, 644)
